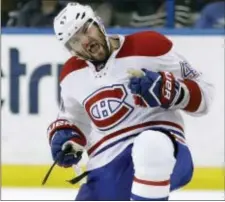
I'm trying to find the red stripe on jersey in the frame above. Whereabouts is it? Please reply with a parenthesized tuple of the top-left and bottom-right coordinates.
(116, 31, 172, 58)
(88, 121, 183, 156)
(134, 176, 170, 186)
(183, 79, 202, 112)
(133, 95, 148, 107)
(60, 57, 88, 82)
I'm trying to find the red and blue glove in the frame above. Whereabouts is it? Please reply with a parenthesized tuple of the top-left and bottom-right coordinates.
(128, 69, 184, 109)
(48, 119, 87, 167)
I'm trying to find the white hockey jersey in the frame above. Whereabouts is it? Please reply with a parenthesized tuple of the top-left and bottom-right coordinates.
(50, 31, 214, 171)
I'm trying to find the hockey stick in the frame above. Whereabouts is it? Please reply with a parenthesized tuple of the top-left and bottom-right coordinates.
(42, 144, 73, 185)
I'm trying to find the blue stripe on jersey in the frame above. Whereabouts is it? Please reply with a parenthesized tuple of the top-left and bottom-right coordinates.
(93, 134, 138, 157)
(131, 193, 168, 201)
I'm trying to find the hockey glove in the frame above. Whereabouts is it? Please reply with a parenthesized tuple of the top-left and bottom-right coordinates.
(128, 68, 184, 109)
(48, 120, 86, 167)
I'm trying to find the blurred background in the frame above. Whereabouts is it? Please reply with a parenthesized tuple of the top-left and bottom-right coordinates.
(1, 0, 225, 28)
(1, 0, 225, 200)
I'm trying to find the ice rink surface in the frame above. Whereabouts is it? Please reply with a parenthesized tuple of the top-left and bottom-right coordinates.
(1, 188, 224, 200)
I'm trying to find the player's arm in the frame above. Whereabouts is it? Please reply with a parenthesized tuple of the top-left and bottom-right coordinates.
(128, 64, 214, 116)
(173, 59, 214, 116)
(47, 86, 91, 167)
(128, 31, 214, 116)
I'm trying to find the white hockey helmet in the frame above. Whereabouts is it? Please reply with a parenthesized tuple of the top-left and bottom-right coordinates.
(53, 2, 108, 47)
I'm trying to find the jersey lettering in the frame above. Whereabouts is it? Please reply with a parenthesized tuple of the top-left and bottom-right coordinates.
(164, 72, 173, 100)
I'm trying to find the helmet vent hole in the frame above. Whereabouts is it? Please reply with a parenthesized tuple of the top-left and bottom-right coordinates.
(59, 38, 63, 41)
(60, 21, 64, 25)
(81, 12, 86, 19)
(76, 13, 80, 19)
(58, 32, 62, 36)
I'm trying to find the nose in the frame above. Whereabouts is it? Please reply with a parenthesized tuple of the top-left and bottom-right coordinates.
(80, 36, 90, 49)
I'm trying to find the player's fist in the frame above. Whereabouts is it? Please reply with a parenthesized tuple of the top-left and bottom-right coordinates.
(128, 69, 182, 109)
(47, 120, 87, 167)
(50, 129, 85, 167)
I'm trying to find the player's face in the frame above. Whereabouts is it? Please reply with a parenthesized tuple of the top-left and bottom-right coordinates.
(65, 20, 109, 62)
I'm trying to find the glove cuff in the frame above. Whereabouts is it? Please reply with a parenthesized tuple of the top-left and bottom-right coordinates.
(167, 79, 202, 111)
(159, 71, 178, 108)
(47, 119, 86, 146)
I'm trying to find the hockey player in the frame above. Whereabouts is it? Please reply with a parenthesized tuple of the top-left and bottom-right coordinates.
(47, 2, 214, 200)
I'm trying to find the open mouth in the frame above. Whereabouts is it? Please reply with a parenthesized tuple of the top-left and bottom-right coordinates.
(88, 42, 100, 54)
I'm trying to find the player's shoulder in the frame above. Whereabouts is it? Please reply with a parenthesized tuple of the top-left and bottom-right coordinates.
(117, 31, 173, 58)
(60, 56, 88, 82)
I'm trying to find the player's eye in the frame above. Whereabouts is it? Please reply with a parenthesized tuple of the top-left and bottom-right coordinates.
(83, 24, 89, 33)
(71, 38, 78, 44)
(81, 23, 88, 34)
(82, 19, 94, 34)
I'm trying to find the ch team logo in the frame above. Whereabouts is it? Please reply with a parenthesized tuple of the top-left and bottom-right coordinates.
(83, 85, 133, 131)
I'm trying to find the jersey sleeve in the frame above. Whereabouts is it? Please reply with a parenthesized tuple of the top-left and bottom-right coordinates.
(58, 85, 91, 135)
(120, 31, 214, 116)
(47, 85, 91, 146)
(148, 47, 215, 116)
(47, 57, 91, 145)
